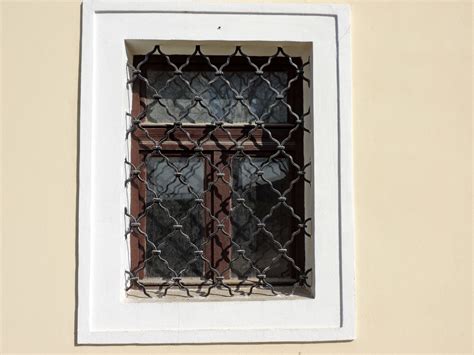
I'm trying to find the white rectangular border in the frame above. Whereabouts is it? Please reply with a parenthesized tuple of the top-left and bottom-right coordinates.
(77, 0, 354, 344)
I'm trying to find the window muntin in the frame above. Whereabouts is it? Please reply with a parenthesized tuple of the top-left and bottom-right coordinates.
(127, 46, 311, 297)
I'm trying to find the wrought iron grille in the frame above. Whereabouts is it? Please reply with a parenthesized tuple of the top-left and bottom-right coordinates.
(125, 45, 312, 298)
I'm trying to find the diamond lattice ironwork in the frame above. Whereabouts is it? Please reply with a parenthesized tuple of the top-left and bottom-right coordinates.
(125, 45, 312, 298)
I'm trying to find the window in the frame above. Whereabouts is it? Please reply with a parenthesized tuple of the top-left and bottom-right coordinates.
(77, 0, 354, 344)
(127, 48, 311, 297)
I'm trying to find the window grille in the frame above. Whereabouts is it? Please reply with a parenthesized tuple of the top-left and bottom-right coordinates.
(125, 45, 312, 298)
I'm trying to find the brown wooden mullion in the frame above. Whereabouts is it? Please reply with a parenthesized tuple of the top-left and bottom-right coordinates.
(211, 150, 232, 279)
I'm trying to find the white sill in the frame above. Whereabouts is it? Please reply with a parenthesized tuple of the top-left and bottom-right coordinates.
(126, 285, 312, 302)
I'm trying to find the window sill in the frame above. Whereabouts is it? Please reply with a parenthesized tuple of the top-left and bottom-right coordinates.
(126, 286, 312, 302)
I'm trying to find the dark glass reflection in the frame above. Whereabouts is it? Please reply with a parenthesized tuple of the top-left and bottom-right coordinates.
(231, 157, 293, 279)
(145, 70, 288, 123)
(146, 157, 204, 278)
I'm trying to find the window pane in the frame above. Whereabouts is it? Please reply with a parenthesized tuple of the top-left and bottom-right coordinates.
(145, 70, 289, 124)
(145, 156, 204, 278)
(231, 156, 294, 279)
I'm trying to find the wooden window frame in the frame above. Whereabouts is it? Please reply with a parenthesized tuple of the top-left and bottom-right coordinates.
(130, 54, 306, 285)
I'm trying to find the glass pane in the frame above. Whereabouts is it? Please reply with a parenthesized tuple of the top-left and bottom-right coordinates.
(145, 70, 288, 124)
(231, 157, 294, 279)
(145, 156, 204, 278)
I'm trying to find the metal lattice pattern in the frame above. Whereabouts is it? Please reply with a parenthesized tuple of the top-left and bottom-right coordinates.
(125, 45, 312, 297)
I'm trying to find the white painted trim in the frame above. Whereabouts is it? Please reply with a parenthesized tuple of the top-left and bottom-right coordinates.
(77, 0, 94, 343)
(77, 0, 354, 344)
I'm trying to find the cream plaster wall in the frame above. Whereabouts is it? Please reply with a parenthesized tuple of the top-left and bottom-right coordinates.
(1, 0, 472, 354)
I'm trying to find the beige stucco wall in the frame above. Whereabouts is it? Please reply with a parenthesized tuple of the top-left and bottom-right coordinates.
(1, 0, 472, 354)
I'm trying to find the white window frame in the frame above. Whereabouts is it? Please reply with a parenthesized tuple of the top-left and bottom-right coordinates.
(77, 0, 354, 344)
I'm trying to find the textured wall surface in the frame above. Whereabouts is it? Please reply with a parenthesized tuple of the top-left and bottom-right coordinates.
(1, 0, 472, 354)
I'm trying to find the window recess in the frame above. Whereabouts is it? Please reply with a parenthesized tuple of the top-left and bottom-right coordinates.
(126, 45, 312, 298)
